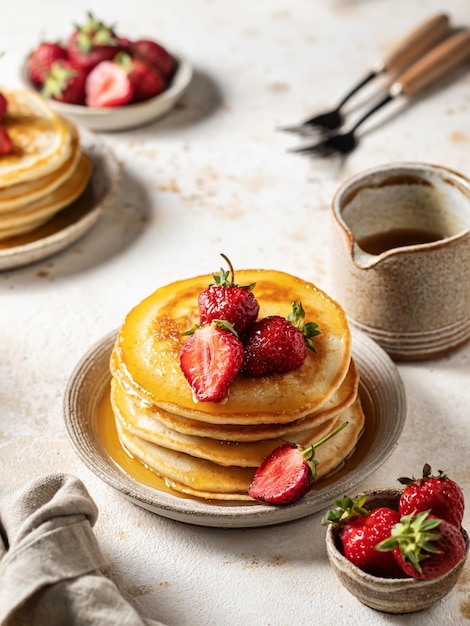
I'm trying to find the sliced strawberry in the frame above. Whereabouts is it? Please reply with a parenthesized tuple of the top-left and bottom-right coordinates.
(242, 301, 321, 377)
(27, 42, 68, 86)
(0, 93, 8, 121)
(41, 60, 87, 105)
(85, 61, 134, 107)
(179, 321, 244, 403)
(115, 52, 165, 102)
(198, 254, 260, 334)
(0, 125, 13, 154)
(130, 39, 176, 79)
(249, 422, 348, 504)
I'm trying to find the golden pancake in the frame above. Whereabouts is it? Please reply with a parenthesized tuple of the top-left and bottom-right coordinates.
(112, 357, 359, 442)
(0, 123, 81, 213)
(112, 377, 340, 467)
(116, 399, 365, 501)
(0, 153, 92, 241)
(113, 270, 351, 424)
(0, 90, 75, 187)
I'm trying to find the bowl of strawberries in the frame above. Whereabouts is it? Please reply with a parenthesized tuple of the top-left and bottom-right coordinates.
(22, 12, 193, 132)
(324, 465, 468, 614)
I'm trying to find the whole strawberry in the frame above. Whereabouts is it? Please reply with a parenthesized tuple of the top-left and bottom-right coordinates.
(398, 464, 465, 529)
(41, 60, 88, 105)
(0, 93, 8, 121)
(179, 320, 244, 403)
(67, 12, 122, 74)
(242, 301, 320, 377)
(323, 495, 405, 578)
(248, 421, 348, 504)
(115, 52, 166, 102)
(377, 511, 466, 580)
(85, 61, 134, 108)
(130, 39, 176, 79)
(27, 42, 68, 86)
(198, 254, 260, 334)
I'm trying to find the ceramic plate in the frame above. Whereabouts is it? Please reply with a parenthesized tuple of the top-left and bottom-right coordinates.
(21, 54, 193, 132)
(0, 126, 120, 271)
(63, 328, 406, 528)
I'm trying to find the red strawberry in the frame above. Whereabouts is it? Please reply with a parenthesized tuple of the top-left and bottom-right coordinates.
(398, 464, 465, 529)
(115, 52, 165, 102)
(66, 12, 122, 74)
(130, 39, 176, 79)
(0, 93, 8, 120)
(249, 421, 348, 504)
(377, 511, 466, 580)
(0, 126, 13, 154)
(27, 42, 68, 86)
(323, 495, 405, 577)
(179, 321, 244, 403)
(41, 60, 87, 105)
(85, 61, 134, 107)
(242, 301, 321, 377)
(198, 254, 260, 334)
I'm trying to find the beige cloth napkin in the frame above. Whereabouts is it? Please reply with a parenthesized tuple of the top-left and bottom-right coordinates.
(0, 473, 166, 626)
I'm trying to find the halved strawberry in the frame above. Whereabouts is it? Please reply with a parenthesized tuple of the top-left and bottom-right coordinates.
(179, 321, 244, 402)
(85, 61, 134, 107)
(248, 422, 348, 504)
(198, 254, 260, 334)
(0, 125, 13, 154)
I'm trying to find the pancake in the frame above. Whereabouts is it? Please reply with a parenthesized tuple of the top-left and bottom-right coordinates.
(0, 152, 91, 227)
(112, 357, 360, 442)
(113, 270, 352, 423)
(0, 123, 81, 213)
(0, 90, 75, 187)
(116, 399, 365, 501)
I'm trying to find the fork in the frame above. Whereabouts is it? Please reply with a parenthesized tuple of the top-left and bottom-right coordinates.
(290, 30, 470, 158)
(280, 13, 450, 135)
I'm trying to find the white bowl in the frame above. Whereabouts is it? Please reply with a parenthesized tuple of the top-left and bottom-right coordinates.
(20, 53, 193, 132)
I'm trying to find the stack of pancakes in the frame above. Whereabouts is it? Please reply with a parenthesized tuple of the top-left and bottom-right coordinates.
(110, 270, 365, 501)
(0, 89, 91, 241)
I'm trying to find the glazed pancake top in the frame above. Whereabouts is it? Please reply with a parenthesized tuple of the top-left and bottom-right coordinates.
(113, 269, 351, 422)
(0, 90, 74, 187)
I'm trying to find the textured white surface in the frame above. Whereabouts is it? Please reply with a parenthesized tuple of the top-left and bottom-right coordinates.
(0, 1, 469, 624)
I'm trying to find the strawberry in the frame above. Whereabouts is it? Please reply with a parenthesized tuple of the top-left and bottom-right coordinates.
(323, 495, 406, 577)
(130, 39, 176, 79)
(85, 61, 134, 108)
(397, 463, 465, 529)
(198, 255, 260, 334)
(376, 511, 466, 580)
(41, 60, 87, 105)
(249, 421, 348, 504)
(0, 93, 8, 120)
(179, 320, 244, 403)
(115, 52, 166, 102)
(66, 12, 122, 74)
(0, 125, 13, 155)
(27, 42, 68, 86)
(242, 301, 321, 377)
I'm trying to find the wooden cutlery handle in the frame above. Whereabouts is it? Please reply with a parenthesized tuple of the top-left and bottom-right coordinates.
(394, 30, 470, 97)
(383, 13, 450, 74)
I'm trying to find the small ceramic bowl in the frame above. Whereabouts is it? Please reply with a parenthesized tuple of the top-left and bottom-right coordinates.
(20, 53, 193, 132)
(325, 489, 469, 614)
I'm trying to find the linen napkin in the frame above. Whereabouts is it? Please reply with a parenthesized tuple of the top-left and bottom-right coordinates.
(0, 472, 166, 626)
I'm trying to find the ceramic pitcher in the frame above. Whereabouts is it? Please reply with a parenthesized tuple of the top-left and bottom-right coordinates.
(330, 162, 470, 360)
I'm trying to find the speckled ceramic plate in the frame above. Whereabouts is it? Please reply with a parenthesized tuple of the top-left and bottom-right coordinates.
(0, 126, 120, 271)
(21, 53, 193, 132)
(63, 328, 406, 528)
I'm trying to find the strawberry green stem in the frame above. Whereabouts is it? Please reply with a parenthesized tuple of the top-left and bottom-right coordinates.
(301, 421, 349, 478)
